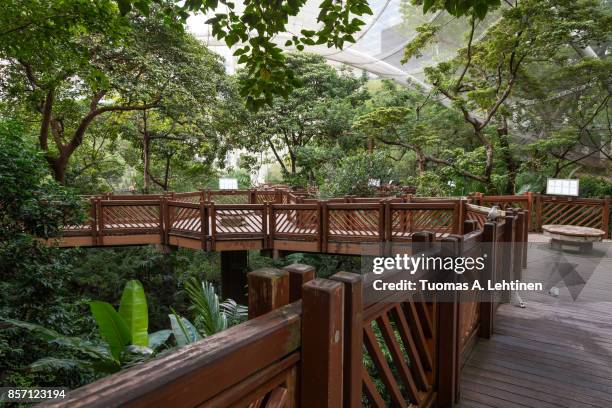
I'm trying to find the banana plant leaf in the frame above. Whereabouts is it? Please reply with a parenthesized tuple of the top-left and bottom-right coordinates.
(118, 280, 149, 347)
(90, 301, 131, 360)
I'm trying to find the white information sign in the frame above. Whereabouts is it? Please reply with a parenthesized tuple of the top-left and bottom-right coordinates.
(219, 178, 238, 190)
(546, 178, 579, 196)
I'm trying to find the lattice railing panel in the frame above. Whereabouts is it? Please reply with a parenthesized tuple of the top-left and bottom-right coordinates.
(362, 301, 435, 407)
(169, 206, 201, 235)
(542, 201, 603, 229)
(273, 209, 318, 240)
(102, 205, 160, 232)
(328, 209, 380, 240)
(391, 209, 455, 239)
(466, 210, 487, 230)
(210, 193, 250, 204)
(255, 192, 278, 203)
(214, 208, 264, 236)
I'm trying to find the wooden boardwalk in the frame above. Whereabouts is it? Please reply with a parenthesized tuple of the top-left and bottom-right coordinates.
(459, 242, 612, 408)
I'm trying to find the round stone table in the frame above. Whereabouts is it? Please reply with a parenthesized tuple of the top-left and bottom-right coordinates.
(542, 224, 605, 252)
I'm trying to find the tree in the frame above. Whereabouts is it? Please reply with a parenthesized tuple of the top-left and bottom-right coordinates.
(1, 2, 225, 184)
(401, 0, 611, 192)
(236, 53, 367, 186)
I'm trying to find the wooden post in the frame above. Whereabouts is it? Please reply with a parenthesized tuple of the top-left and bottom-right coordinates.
(534, 193, 542, 231)
(330, 272, 362, 408)
(301, 279, 344, 408)
(267, 202, 274, 250)
(479, 222, 496, 339)
(412, 231, 433, 254)
(164, 200, 172, 246)
(437, 236, 460, 407)
(200, 201, 208, 251)
(158, 198, 165, 244)
(463, 219, 477, 234)
(603, 196, 610, 239)
(90, 197, 98, 246)
(513, 211, 525, 281)
(501, 214, 516, 303)
(210, 202, 216, 251)
(247, 268, 289, 318)
(320, 201, 328, 253)
(525, 192, 533, 231)
(384, 200, 391, 255)
(283, 263, 315, 302)
(96, 199, 104, 246)
(457, 199, 467, 234)
(221, 250, 249, 305)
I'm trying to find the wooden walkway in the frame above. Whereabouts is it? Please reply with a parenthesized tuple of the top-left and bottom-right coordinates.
(459, 242, 612, 408)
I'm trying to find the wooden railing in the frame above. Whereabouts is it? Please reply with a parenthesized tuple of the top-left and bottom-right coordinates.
(470, 192, 611, 237)
(44, 207, 529, 408)
(54, 190, 466, 254)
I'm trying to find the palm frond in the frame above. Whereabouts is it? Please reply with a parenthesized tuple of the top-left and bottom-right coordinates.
(184, 279, 227, 336)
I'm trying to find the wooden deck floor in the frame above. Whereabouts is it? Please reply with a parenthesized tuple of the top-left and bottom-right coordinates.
(459, 242, 612, 408)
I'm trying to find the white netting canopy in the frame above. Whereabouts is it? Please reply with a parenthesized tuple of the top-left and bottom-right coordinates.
(187, 0, 501, 89)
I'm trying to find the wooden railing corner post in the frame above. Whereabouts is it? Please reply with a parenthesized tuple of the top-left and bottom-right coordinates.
(247, 268, 289, 319)
(330, 272, 363, 408)
(283, 263, 315, 302)
(301, 279, 344, 408)
(479, 222, 497, 339)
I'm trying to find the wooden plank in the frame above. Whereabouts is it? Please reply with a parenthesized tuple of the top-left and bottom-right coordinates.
(102, 234, 161, 246)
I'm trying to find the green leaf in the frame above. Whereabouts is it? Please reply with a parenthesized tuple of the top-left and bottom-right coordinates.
(169, 312, 201, 347)
(30, 357, 90, 372)
(118, 280, 149, 347)
(90, 301, 131, 360)
(148, 330, 172, 350)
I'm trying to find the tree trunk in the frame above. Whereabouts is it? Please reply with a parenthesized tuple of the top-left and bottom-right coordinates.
(47, 155, 68, 184)
(142, 108, 150, 193)
(497, 118, 517, 194)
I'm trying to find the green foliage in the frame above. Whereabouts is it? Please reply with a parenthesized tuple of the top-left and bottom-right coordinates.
(414, 0, 501, 19)
(89, 301, 132, 361)
(401, 23, 441, 62)
(2, 280, 171, 376)
(319, 151, 397, 198)
(578, 176, 612, 198)
(169, 279, 247, 346)
(119, 281, 150, 347)
(0, 121, 84, 239)
(236, 53, 368, 186)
